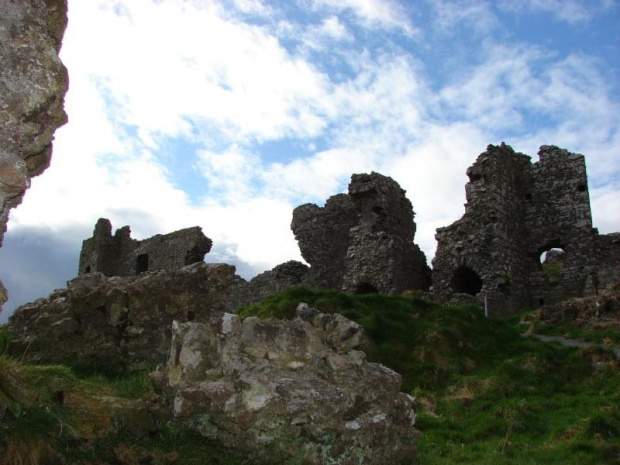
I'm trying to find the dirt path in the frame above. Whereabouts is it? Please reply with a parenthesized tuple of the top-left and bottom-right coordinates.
(525, 334, 620, 359)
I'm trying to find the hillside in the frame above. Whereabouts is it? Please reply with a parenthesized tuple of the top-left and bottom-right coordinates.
(1, 288, 619, 464)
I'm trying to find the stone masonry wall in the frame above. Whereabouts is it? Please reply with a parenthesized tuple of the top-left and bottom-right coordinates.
(291, 172, 430, 295)
(0, 0, 69, 310)
(291, 194, 358, 289)
(78, 218, 213, 277)
(433, 143, 608, 315)
(595, 233, 620, 291)
(227, 260, 309, 310)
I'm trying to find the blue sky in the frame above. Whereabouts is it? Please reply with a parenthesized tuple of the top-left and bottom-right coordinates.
(1, 0, 619, 323)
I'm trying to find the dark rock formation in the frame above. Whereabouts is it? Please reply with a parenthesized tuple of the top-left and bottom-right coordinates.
(160, 303, 419, 464)
(227, 260, 309, 310)
(78, 218, 213, 277)
(7, 262, 237, 374)
(0, 0, 69, 311)
(433, 143, 620, 314)
(291, 172, 430, 295)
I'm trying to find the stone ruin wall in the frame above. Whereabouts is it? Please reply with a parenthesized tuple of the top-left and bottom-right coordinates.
(228, 172, 431, 310)
(292, 172, 431, 295)
(0, 0, 69, 309)
(78, 218, 213, 277)
(523, 146, 598, 306)
(291, 194, 358, 289)
(433, 143, 619, 315)
(595, 233, 620, 290)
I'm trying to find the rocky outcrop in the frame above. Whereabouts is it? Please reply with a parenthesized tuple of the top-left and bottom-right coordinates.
(159, 303, 419, 464)
(433, 144, 617, 315)
(78, 218, 213, 277)
(7, 262, 237, 374)
(0, 0, 69, 311)
(291, 172, 430, 295)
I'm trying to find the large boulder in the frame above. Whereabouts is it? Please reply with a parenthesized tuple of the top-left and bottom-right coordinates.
(160, 303, 420, 464)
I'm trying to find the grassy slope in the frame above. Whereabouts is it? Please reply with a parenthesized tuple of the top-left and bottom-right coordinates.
(239, 287, 620, 464)
(0, 331, 247, 464)
(1, 287, 618, 464)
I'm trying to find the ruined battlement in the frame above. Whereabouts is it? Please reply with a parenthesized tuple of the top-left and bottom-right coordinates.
(433, 143, 616, 315)
(78, 218, 212, 277)
(292, 172, 430, 294)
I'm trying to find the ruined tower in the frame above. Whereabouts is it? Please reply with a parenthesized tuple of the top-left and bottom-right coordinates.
(79, 218, 213, 277)
(292, 172, 431, 294)
(433, 144, 618, 314)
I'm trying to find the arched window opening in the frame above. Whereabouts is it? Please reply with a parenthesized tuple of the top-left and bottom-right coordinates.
(451, 266, 483, 295)
(136, 254, 149, 274)
(354, 282, 378, 294)
(85, 266, 91, 274)
(539, 247, 566, 282)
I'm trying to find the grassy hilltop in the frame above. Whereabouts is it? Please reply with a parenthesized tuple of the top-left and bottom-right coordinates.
(1, 288, 619, 464)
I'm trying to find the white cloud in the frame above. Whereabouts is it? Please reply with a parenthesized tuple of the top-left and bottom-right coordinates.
(591, 185, 620, 234)
(66, 0, 334, 147)
(429, 0, 498, 35)
(497, 0, 614, 23)
(310, 0, 418, 35)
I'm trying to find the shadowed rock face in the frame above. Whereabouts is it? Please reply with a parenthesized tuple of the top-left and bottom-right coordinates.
(291, 172, 431, 295)
(0, 0, 69, 310)
(161, 303, 420, 464)
(7, 262, 237, 374)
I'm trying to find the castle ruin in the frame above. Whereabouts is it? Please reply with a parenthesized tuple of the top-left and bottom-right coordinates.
(292, 172, 431, 294)
(432, 144, 620, 314)
(78, 218, 212, 277)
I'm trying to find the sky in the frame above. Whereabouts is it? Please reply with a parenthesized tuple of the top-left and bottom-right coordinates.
(1, 0, 619, 323)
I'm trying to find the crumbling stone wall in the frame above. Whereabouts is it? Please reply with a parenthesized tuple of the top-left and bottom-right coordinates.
(292, 172, 430, 295)
(227, 260, 309, 310)
(292, 194, 357, 289)
(0, 0, 69, 310)
(595, 233, 620, 291)
(78, 218, 212, 277)
(433, 143, 612, 314)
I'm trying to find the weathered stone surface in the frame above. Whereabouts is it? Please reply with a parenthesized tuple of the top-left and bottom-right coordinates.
(227, 260, 309, 310)
(291, 172, 430, 295)
(0, 0, 69, 311)
(7, 262, 236, 374)
(78, 218, 213, 277)
(433, 143, 619, 314)
(595, 233, 620, 290)
(293, 194, 358, 289)
(160, 303, 419, 464)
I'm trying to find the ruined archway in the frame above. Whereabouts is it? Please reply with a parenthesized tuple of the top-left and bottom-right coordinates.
(354, 282, 378, 294)
(451, 266, 483, 295)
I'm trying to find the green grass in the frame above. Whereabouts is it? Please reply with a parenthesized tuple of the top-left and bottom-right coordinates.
(530, 318, 620, 345)
(239, 287, 620, 464)
(2, 289, 619, 464)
